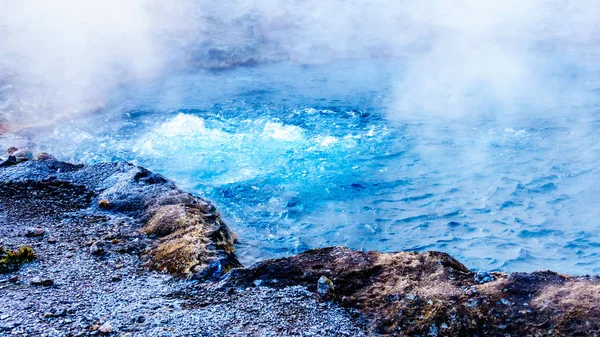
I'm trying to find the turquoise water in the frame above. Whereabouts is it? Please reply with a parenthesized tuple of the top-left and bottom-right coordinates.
(5, 58, 600, 274)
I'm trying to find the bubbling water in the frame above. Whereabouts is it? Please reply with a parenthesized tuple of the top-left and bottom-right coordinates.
(2, 59, 600, 274)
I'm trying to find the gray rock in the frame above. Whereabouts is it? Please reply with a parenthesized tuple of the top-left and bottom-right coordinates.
(90, 241, 105, 256)
(317, 276, 335, 298)
(30, 277, 54, 286)
(98, 322, 113, 334)
(12, 149, 33, 162)
(25, 227, 46, 238)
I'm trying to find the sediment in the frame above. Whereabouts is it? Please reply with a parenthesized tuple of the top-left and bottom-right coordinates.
(0, 154, 598, 336)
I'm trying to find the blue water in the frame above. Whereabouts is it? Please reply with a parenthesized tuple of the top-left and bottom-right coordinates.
(6, 58, 600, 274)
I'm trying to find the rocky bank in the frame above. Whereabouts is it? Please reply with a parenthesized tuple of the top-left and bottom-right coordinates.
(0, 153, 599, 336)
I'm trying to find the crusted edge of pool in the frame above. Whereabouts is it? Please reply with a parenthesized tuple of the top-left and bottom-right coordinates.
(1, 155, 600, 336)
(0, 157, 240, 279)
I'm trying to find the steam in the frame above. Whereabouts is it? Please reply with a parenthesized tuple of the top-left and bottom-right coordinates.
(1, 0, 599, 125)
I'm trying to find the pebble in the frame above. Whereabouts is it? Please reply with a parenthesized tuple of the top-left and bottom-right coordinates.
(25, 228, 46, 238)
(317, 276, 335, 298)
(30, 277, 54, 287)
(98, 200, 111, 209)
(90, 242, 106, 256)
(36, 152, 56, 161)
(9, 276, 19, 283)
(98, 322, 113, 334)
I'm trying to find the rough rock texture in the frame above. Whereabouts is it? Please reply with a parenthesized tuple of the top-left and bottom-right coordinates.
(2, 155, 600, 336)
(224, 247, 600, 336)
(0, 159, 238, 278)
(0, 157, 364, 336)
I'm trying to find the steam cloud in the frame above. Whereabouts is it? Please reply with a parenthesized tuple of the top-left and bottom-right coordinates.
(0, 0, 599, 125)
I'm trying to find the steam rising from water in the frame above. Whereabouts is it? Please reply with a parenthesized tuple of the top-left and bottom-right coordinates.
(1, 1, 599, 124)
(2, 1, 600, 273)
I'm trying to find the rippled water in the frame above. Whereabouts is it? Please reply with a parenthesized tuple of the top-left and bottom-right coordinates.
(4, 59, 600, 274)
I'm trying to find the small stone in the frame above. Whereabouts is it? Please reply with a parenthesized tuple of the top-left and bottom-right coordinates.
(317, 276, 335, 298)
(47, 238, 58, 244)
(8, 276, 19, 283)
(31, 277, 54, 286)
(90, 242, 106, 256)
(110, 276, 121, 282)
(98, 322, 113, 334)
(6, 146, 18, 155)
(36, 152, 56, 161)
(98, 199, 111, 209)
(25, 228, 46, 238)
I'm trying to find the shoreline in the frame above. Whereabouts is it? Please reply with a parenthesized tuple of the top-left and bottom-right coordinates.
(0, 153, 599, 336)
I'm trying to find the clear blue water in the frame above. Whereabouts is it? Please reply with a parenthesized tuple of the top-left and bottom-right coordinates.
(5, 58, 600, 274)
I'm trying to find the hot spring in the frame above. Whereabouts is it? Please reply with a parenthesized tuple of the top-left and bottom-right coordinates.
(2, 0, 600, 275)
(3, 56, 600, 274)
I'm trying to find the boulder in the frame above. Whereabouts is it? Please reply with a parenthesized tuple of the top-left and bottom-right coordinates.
(223, 247, 600, 336)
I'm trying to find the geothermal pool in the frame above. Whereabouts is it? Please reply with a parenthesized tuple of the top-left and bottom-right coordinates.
(4, 58, 600, 274)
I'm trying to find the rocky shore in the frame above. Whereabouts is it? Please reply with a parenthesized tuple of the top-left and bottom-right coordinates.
(1, 152, 599, 336)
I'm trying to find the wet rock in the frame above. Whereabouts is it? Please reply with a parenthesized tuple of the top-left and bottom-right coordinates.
(12, 149, 33, 162)
(36, 152, 56, 161)
(0, 156, 17, 167)
(8, 275, 19, 283)
(25, 227, 46, 238)
(31, 277, 54, 286)
(90, 242, 106, 256)
(317, 276, 335, 298)
(6, 146, 18, 155)
(474, 270, 494, 284)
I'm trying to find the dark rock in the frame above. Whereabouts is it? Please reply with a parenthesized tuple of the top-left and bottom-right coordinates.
(223, 247, 600, 336)
(8, 275, 19, 283)
(0, 156, 17, 167)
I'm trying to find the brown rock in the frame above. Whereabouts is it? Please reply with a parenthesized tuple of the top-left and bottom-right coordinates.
(142, 204, 240, 278)
(224, 247, 600, 336)
(36, 152, 56, 161)
(98, 199, 111, 209)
